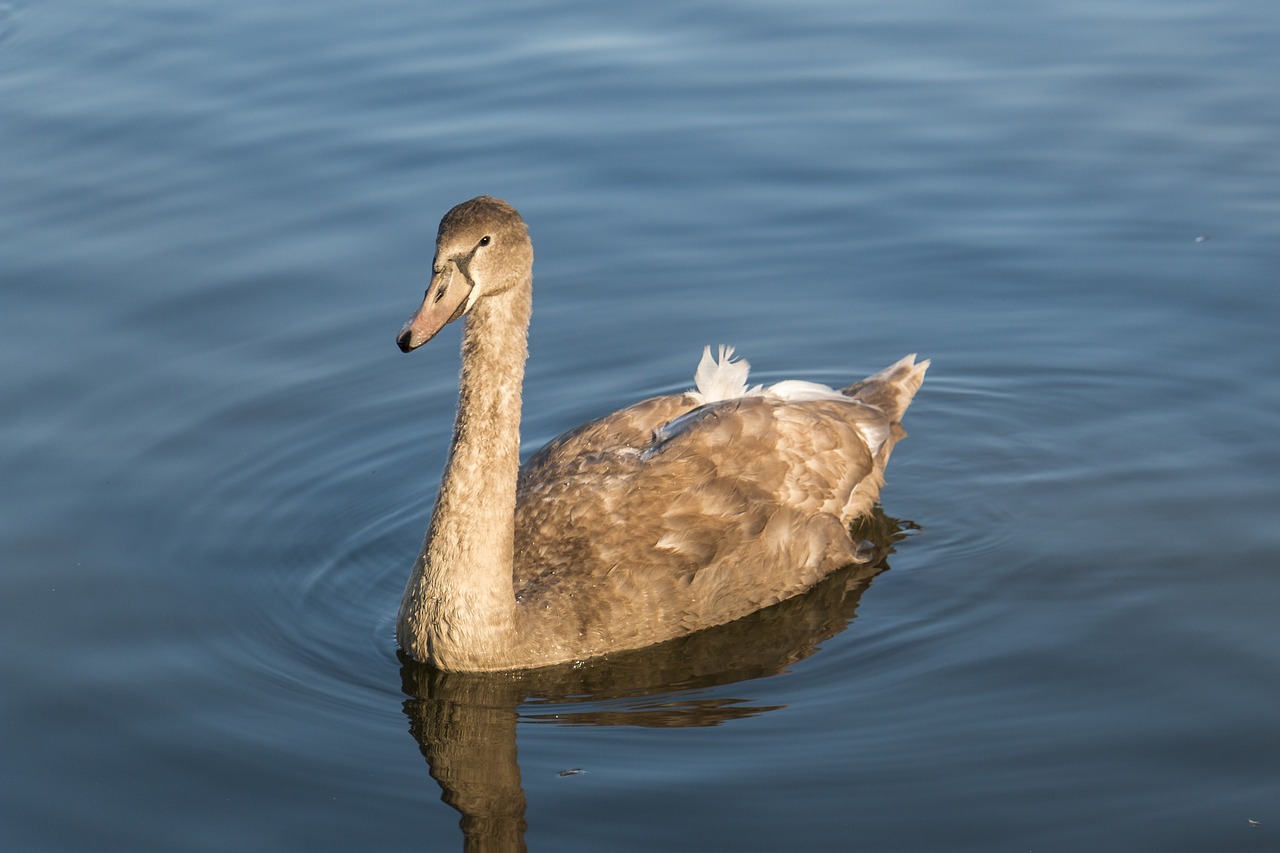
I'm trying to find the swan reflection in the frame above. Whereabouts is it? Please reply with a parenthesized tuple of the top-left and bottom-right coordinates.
(399, 509, 914, 851)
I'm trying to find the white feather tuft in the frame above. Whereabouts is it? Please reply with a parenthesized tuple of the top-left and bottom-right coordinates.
(689, 345, 761, 404)
(763, 380, 847, 403)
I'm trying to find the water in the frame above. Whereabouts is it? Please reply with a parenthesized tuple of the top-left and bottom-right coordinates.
(3, 0, 1278, 849)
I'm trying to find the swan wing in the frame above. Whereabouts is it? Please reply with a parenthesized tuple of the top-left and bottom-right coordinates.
(513, 394, 893, 638)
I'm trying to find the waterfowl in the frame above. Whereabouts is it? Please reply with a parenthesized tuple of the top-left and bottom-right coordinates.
(394, 196, 927, 672)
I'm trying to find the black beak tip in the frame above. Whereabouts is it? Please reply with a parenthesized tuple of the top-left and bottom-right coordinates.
(396, 330, 415, 353)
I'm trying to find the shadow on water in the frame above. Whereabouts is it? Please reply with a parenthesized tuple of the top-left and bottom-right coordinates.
(398, 508, 915, 851)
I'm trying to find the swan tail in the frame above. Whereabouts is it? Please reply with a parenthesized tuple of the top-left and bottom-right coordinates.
(842, 354, 929, 422)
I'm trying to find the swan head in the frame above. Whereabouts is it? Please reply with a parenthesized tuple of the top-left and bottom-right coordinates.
(396, 196, 533, 353)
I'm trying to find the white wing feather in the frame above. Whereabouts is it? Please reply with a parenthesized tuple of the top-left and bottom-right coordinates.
(689, 345, 761, 404)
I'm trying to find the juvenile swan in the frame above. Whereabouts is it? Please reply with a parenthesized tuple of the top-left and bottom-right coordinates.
(395, 196, 927, 671)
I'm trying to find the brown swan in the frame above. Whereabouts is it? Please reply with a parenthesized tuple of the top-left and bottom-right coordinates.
(394, 196, 927, 672)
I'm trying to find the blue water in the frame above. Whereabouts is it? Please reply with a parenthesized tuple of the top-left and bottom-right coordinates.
(3, 0, 1279, 850)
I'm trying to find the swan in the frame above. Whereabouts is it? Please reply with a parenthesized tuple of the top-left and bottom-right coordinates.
(394, 196, 927, 672)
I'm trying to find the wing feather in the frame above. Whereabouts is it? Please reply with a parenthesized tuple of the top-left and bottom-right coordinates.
(513, 391, 895, 642)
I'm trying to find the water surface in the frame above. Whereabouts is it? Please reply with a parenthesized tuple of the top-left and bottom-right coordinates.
(3, 0, 1279, 850)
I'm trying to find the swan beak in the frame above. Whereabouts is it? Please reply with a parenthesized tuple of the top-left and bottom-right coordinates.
(396, 266, 473, 353)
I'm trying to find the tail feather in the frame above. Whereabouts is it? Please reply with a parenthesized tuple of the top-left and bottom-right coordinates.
(843, 354, 929, 422)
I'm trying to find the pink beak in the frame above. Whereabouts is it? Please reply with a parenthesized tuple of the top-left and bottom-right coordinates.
(396, 264, 473, 352)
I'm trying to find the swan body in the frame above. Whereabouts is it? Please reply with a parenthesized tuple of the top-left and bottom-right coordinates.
(395, 196, 927, 671)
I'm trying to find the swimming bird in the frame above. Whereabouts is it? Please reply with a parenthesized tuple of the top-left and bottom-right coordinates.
(394, 196, 927, 671)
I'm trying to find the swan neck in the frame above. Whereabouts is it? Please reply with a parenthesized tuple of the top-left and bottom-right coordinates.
(398, 279, 531, 669)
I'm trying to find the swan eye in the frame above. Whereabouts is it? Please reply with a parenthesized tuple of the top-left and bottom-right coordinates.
(478, 236, 491, 247)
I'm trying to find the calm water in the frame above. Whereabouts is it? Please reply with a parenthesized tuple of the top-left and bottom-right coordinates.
(3, 0, 1278, 850)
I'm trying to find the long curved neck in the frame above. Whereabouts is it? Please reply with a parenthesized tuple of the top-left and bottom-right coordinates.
(397, 280, 531, 669)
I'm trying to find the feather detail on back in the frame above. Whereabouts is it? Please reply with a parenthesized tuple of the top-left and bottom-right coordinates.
(690, 344, 894, 406)
(689, 345, 761, 404)
(683, 346, 927, 458)
(764, 380, 850, 403)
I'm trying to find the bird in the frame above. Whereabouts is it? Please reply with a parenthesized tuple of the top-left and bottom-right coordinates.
(394, 195, 927, 672)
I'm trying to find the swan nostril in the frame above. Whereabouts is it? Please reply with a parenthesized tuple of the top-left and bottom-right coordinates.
(396, 329, 415, 353)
